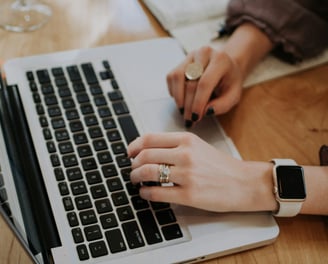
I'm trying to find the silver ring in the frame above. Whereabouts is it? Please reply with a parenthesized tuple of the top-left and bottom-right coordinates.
(185, 62, 204, 81)
(159, 164, 171, 183)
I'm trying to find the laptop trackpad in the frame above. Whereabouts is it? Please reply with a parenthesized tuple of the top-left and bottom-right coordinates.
(136, 98, 233, 155)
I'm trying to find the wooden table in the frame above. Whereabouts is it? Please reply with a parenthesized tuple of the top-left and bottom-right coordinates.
(0, 1, 327, 263)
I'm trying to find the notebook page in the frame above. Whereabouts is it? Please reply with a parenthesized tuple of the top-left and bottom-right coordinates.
(142, 0, 229, 30)
(170, 19, 328, 87)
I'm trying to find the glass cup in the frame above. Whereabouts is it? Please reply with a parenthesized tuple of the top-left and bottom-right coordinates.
(0, 0, 52, 32)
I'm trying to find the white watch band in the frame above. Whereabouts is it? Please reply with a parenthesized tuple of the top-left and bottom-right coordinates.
(271, 159, 304, 217)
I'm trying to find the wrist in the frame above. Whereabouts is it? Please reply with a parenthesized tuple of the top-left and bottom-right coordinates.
(223, 23, 273, 81)
(242, 161, 278, 212)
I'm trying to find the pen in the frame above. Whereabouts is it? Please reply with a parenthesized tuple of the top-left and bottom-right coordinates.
(211, 23, 228, 41)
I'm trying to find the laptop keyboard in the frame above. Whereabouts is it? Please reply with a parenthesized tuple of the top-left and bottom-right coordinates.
(26, 61, 183, 260)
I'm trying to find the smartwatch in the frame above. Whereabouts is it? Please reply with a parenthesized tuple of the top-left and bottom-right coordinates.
(271, 159, 306, 217)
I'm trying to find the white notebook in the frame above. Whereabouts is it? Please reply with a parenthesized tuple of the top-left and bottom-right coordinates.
(142, 0, 328, 87)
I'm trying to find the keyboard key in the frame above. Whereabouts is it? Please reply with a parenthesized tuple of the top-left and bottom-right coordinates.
(26, 71, 34, 81)
(66, 167, 83, 181)
(122, 221, 145, 249)
(67, 65, 82, 82)
(117, 205, 134, 221)
(155, 209, 177, 225)
(121, 168, 132, 181)
(81, 104, 94, 115)
(58, 87, 72, 98)
(116, 155, 131, 168)
(106, 177, 123, 192)
(106, 130, 121, 142)
(67, 212, 79, 227)
(98, 107, 111, 118)
(55, 129, 69, 141)
(81, 63, 98, 84)
(81, 158, 97, 171)
(70, 181, 88, 195)
(111, 79, 119, 89)
(85, 171, 102, 185)
(77, 145, 93, 158)
(131, 196, 149, 210)
(162, 224, 183, 241)
(137, 210, 162, 245)
(108, 90, 123, 101)
(76, 244, 89, 261)
(69, 121, 83, 132)
(101, 164, 117, 178)
(93, 139, 108, 151)
(111, 191, 128, 206)
(0, 188, 8, 202)
(84, 225, 103, 241)
(118, 115, 139, 144)
(63, 197, 74, 211)
(95, 198, 113, 214)
(51, 67, 64, 77)
(55, 77, 68, 87)
(73, 132, 88, 145)
(90, 84, 103, 95)
(62, 154, 78, 167)
(80, 209, 97, 225)
(41, 84, 54, 95)
(105, 229, 126, 253)
(90, 184, 107, 199)
(58, 182, 69, 195)
(72, 228, 84, 243)
(100, 213, 118, 229)
(112, 101, 129, 115)
(54, 168, 65, 181)
(89, 241, 108, 258)
(97, 151, 113, 164)
(73, 83, 86, 93)
(75, 195, 92, 210)
(36, 69, 51, 84)
(59, 142, 74, 154)
(111, 142, 126, 155)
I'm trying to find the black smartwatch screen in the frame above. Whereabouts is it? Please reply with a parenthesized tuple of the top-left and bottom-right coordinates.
(277, 165, 306, 199)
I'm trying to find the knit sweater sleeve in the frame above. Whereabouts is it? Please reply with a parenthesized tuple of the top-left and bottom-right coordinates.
(225, 0, 328, 63)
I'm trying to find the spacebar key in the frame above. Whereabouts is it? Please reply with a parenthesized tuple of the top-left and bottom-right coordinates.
(118, 115, 140, 144)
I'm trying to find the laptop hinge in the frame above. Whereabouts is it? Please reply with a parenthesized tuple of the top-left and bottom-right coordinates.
(0, 81, 61, 263)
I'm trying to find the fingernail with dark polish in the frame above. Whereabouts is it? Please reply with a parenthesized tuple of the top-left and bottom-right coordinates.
(179, 107, 184, 115)
(206, 107, 215, 116)
(185, 120, 193, 128)
(191, 112, 199, 122)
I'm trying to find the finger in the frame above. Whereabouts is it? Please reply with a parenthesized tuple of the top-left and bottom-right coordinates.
(130, 163, 182, 185)
(167, 53, 194, 113)
(131, 148, 177, 168)
(130, 164, 160, 184)
(191, 52, 230, 119)
(139, 185, 187, 205)
(205, 83, 242, 115)
(183, 80, 198, 127)
(127, 132, 182, 157)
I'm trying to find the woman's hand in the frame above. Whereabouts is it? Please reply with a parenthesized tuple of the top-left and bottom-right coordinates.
(127, 132, 276, 213)
(166, 46, 243, 127)
(166, 23, 274, 127)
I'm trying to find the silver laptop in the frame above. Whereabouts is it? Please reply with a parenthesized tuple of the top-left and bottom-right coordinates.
(0, 37, 278, 264)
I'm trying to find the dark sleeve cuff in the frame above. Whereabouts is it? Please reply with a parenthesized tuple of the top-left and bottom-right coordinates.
(225, 0, 328, 63)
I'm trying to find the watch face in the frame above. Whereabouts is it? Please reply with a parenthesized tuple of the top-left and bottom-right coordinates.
(277, 165, 306, 199)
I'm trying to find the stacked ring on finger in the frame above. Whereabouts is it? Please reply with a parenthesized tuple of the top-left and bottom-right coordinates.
(158, 164, 171, 183)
